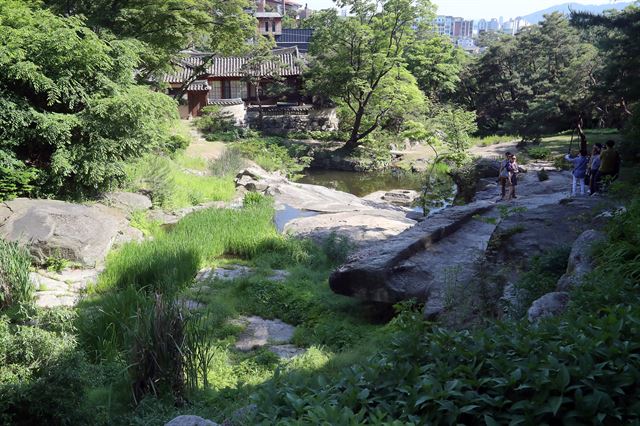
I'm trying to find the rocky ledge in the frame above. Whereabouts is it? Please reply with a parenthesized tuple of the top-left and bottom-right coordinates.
(235, 167, 418, 244)
(329, 167, 616, 319)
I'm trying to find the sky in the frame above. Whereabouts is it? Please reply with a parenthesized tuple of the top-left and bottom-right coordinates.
(303, 0, 625, 20)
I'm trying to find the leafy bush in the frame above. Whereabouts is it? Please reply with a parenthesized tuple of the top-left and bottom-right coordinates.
(537, 168, 550, 181)
(250, 194, 640, 424)
(232, 137, 312, 177)
(125, 154, 235, 209)
(527, 146, 552, 160)
(196, 106, 236, 134)
(504, 246, 571, 319)
(0, 240, 34, 311)
(0, 156, 37, 202)
(209, 147, 246, 177)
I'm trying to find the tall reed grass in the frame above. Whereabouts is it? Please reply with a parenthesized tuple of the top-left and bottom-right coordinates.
(0, 240, 33, 310)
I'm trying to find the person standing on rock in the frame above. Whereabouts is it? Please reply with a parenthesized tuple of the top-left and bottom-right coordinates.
(498, 151, 512, 201)
(506, 154, 519, 200)
(587, 145, 602, 195)
(597, 140, 621, 191)
(565, 149, 589, 196)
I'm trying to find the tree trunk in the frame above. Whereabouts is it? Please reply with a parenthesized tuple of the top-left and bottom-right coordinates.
(343, 107, 365, 152)
(577, 116, 587, 153)
(256, 82, 264, 127)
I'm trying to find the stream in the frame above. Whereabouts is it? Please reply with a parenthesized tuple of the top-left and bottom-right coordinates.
(272, 168, 456, 232)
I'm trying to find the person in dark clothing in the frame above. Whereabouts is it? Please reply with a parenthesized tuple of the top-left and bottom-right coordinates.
(497, 151, 512, 200)
(588, 145, 601, 195)
(598, 140, 621, 191)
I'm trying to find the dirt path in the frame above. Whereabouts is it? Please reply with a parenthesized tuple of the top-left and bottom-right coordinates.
(184, 121, 226, 161)
(469, 140, 520, 159)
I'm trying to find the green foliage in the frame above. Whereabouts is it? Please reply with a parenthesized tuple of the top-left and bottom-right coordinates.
(527, 146, 552, 160)
(44, 254, 70, 273)
(125, 154, 235, 209)
(209, 147, 246, 178)
(129, 210, 163, 239)
(306, 0, 432, 150)
(232, 137, 312, 177)
(0, 0, 181, 198)
(0, 240, 34, 312)
(468, 13, 601, 136)
(430, 106, 477, 166)
(43, 0, 255, 75)
(0, 156, 37, 201)
(196, 105, 237, 134)
(504, 246, 571, 319)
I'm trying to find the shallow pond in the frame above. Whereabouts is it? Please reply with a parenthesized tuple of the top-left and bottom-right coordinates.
(295, 169, 425, 197)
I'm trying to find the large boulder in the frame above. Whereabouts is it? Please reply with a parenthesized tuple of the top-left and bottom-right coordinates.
(284, 209, 415, 244)
(528, 291, 570, 322)
(557, 229, 606, 291)
(0, 198, 141, 267)
(235, 167, 417, 243)
(100, 191, 152, 213)
(165, 415, 218, 426)
(329, 201, 494, 304)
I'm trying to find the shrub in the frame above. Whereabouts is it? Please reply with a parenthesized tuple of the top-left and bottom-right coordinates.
(232, 137, 312, 177)
(196, 105, 236, 134)
(209, 147, 246, 177)
(0, 156, 37, 202)
(537, 168, 549, 181)
(527, 146, 552, 159)
(0, 240, 34, 311)
(166, 134, 190, 153)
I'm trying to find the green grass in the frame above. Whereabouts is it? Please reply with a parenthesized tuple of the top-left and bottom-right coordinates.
(538, 128, 620, 155)
(471, 134, 520, 147)
(125, 154, 235, 210)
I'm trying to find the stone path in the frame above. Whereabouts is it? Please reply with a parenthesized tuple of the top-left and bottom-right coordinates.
(231, 315, 305, 359)
(31, 268, 101, 308)
(330, 166, 609, 319)
(195, 265, 289, 283)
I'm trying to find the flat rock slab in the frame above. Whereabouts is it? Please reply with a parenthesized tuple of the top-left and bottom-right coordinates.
(329, 201, 495, 303)
(233, 316, 295, 351)
(284, 209, 416, 244)
(269, 344, 307, 359)
(363, 189, 420, 207)
(0, 198, 140, 266)
(196, 266, 289, 283)
(100, 191, 152, 213)
(165, 415, 219, 426)
(30, 268, 101, 308)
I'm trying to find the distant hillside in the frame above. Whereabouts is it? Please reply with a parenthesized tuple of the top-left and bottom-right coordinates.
(522, 2, 633, 23)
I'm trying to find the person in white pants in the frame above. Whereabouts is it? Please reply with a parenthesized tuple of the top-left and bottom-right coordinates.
(565, 149, 589, 196)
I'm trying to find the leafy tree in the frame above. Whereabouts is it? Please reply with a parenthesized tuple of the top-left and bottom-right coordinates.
(405, 33, 466, 100)
(469, 13, 601, 137)
(240, 36, 289, 124)
(0, 0, 178, 198)
(306, 0, 433, 152)
(43, 0, 255, 75)
(571, 5, 640, 128)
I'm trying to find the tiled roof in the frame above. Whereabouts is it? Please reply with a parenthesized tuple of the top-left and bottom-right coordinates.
(188, 80, 211, 91)
(208, 98, 244, 106)
(162, 47, 302, 84)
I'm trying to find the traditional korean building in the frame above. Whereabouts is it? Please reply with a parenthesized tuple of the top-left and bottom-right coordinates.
(163, 47, 304, 119)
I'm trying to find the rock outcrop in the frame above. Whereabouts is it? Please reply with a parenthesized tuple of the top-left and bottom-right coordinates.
(165, 415, 218, 426)
(100, 191, 152, 213)
(235, 167, 417, 244)
(329, 202, 495, 304)
(329, 167, 616, 320)
(527, 291, 570, 322)
(556, 229, 606, 291)
(0, 198, 141, 267)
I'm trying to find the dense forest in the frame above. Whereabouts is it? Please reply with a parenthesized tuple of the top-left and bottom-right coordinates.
(1, 0, 639, 424)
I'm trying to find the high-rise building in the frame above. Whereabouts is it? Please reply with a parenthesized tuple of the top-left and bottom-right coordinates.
(435, 15, 473, 39)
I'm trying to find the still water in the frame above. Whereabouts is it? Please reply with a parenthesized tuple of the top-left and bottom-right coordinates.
(295, 169, 425, 197)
